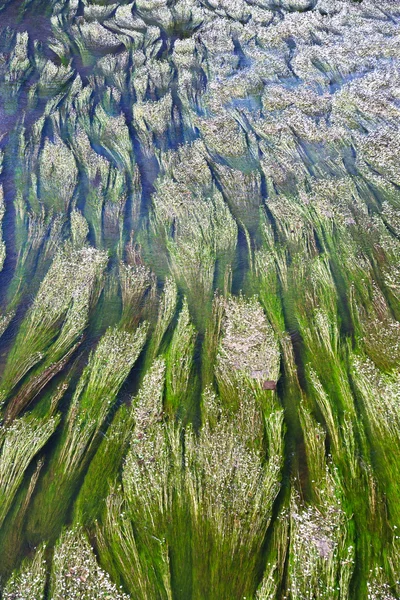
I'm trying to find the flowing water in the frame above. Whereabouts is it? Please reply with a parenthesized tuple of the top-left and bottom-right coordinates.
(0, 0, 400, 598)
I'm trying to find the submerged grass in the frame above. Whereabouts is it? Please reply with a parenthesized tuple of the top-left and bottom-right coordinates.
(185, 388, 284, 600)
(0, 0, 400, 597)
(165, 298, 197, 416)
(75, 356, 166, 526)
(0, 412, 60, 529)
(0, 238, 108, 419)
(0, 183, 5, 272)
(291, 406, 355, 600)
(149, 276, 178, 361)
(216, 294, 280, 406)
(96, 356, 174, 599)
(26, 323, 148, 542)
(150, 179, 237, 323)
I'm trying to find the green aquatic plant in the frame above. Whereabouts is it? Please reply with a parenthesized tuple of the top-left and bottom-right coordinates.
(100, 357, 176, 597)
(0, 312, 14, 340)
(123, 356, 174, 533)
(350, 279, 400, 372)
(73, 403, 132, 525)
(67, 124, 131, 248)
(38, 134, 78, 214)
(213, 164, 262, 232)
(151, 177, 237, 315)
(96, 357, 174, 599)
(70, 208, 89, 248)
(0, 413, 60, 528)
(185, 388, 284, 600)
(288, 484, 354, 600)
(254, 245, 286, 334)
(120, 354, 284, 600)
(158, 140, 212, 190)
(75, 356, 165, 525)
(133, 94, 174, 154)
(0, 183, 5, 272)
(149, 276, 178, 360)
(1, 242, 108, 419)
(59, 324, 148, 475)
(119, 259, 156, 330)
(1, 31, 32, 112)
(27, 323, 148, 540)
(351, 356, 400, 537)
(256, 513, 289, 600)
(92, 106, 134, 173)
(165, 298, 196, 415)
(288, 406, 355, 600)
(0, 0, 400, 596)
(71, 20, 124, 66)
(37, 58, 73, 96)
(96, 489, 174, 600)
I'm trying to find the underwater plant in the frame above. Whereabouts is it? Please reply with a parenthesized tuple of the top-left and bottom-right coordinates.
(0, 0, 399, 597)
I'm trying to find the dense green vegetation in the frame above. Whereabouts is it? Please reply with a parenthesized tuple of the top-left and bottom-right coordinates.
(0, 0, 399, 597)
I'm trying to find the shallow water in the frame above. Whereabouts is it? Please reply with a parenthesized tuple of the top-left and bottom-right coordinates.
(0, 1, 400, 598)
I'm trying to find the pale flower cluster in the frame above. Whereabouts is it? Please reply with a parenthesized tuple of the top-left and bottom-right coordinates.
(3, 544, 47, 600)
(50, 528, 130, 600)
(32, 245, 107, 326)
(218, 295, 280, 382)
(0, 184, 5, 271)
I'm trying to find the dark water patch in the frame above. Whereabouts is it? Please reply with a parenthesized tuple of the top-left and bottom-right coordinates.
(231, 227, 249, 295)
(74, 156, 91, 217)
(342, 144, 358, 176)
(287, 327, 308, 391)
(0, 142, 18, 305)
(136, 151, 160, 224)
(0, 0, 53, 44)
(189, 331, 204, 429)
(118, 335, 151, 406)
(257, 356, 307, 597)
(76, 0, 84, 18)
(0, 104, 16, 139)
(312, 228, 324, 255)
(167, 20, 203, 42)
(329, 259, 354, 338)
(119, 80, 161, 229)
(232, 38, 252, 71)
